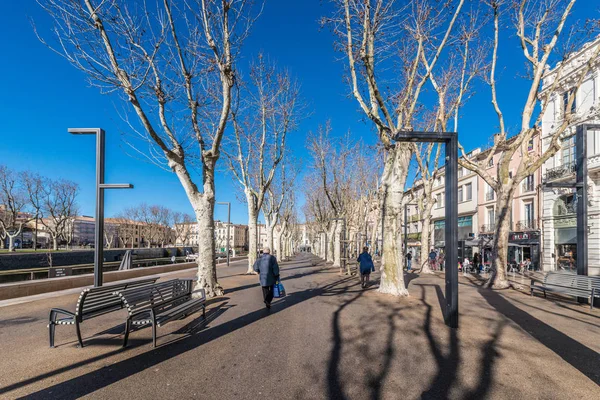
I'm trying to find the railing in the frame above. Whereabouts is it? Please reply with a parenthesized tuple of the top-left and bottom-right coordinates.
(515, 219, 536, 231)
(480, 224, 496, 233)
(485, 192, 495, 201)
(544, 161, 576, 182)
(555, 203, 577, 216)
(522, 181, 535, 193)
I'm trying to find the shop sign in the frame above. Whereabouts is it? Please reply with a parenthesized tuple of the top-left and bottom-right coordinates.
(509, 231, 539, 241)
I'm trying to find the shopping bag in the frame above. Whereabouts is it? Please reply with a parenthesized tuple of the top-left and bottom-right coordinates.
(273, 280, 286, 298)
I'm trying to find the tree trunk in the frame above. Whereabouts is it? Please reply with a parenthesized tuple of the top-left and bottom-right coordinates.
(490, 192, 512, 289)
(246, 196, 259, 274)
(191, 195, 223, 297)
(8, 235, 16, 252)
(378, 146, 410, 296)
(327, 223, 335, 263)
(333, 221, 342, 268)
(52, 236, 58, 251)
(420, 204, 435, 274)
(370, 209, 379, 255)
(276, 225, 285, 260)
(266, 218, 275, 252)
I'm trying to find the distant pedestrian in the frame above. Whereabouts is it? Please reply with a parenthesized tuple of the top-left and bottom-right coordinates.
(463, 257, 471, 273)
(357, 247, 375, 288)
(406, 251, 413, 271)
(429, 249, 437, 270)
(253, 247, 280, 309)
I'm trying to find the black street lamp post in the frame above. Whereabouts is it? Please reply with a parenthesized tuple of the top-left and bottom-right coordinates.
(68, 128, 133, 287)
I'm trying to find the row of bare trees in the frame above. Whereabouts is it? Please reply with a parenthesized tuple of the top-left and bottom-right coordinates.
(324, 0, 599, 294)
(38, 0, 301, 295)
(37, 0, 599, 299)
(107, 204, 195, 249)
(303, 123, 381, 274)
(0, 165, 79, 251)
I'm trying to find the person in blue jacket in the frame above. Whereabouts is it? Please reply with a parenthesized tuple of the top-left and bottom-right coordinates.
(253, 247, 280, 309)
(357, 247, 375, 288)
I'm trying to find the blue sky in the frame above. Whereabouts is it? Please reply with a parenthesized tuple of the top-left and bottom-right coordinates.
(0, 1, 596, 224)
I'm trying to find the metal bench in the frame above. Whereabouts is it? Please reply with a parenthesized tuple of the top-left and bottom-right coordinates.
(48, 278, 158, 348)
(530, 272, 600, 310)
(115, 279, 206, 348)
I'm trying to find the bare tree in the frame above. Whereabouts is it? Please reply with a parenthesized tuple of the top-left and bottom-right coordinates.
(0, 166, 31, 251)
(458, 0, 600, 288)
(37, 0, 259, 297)
(173, 211, 194, 246)
(38, 179, 79, 251)
(307, 124, 362, 273)
(110, 213, 137, 248)
(225, 55, 300, 273)
(276, 193, 295, 260)
(104, 221, 118, 249)
(327, 0, 467, 295)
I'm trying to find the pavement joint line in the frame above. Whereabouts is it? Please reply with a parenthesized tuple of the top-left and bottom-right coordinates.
(0, 258, 248, 308)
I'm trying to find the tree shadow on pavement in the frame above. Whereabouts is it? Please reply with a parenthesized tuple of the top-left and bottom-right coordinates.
(418, 284, 460, 400)
(9, 275, 358, 399)
(478, 288, 600, 386)
(223, 267, 329, 295)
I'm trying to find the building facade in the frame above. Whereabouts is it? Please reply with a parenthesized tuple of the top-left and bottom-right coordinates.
(540, 38, 600, 275)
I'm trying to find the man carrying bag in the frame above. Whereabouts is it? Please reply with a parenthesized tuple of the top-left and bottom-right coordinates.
(253, 247, 280, 309)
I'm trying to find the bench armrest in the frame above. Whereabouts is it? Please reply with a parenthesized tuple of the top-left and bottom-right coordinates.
(49, 308, 76, 323)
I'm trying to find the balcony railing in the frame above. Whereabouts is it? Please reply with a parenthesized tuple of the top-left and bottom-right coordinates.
(480, 224, 496, 233)
(544, 161, 576, 182)
(515, 219, 537, 231)
(555, 203, 577, 216)
(522, 181, 534, 193)
(485, 192, 495, 201)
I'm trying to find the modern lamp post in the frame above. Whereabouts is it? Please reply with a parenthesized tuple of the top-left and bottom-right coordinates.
(216, 202, 231, 266)
(68, 128, 133, 287)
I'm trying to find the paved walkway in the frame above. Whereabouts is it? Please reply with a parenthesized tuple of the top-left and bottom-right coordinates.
(0, 254, 599, 399)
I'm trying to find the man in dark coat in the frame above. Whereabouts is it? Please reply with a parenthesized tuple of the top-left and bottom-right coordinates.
(253, 247, 280, 309)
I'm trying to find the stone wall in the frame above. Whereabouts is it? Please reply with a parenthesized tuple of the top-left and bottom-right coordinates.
(0, 247, 196, 271)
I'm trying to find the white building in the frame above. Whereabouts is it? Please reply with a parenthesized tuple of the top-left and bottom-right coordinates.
(540, 37, 600, 275)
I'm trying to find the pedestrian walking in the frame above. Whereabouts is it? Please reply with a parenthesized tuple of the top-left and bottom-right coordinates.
(252, 247, 280, 309)
(406, 251, 413, 271)
(357, 247, 375, 288)
(428, 249, 437, 271)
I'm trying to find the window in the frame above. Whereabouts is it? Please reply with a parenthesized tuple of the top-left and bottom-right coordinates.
(458, 216, 472, 227)
(485, 184, 495, 201)
(458, 167, 464, 178)
(436, 193, 444, 208)
(465, 183, 472, 201)
(562, 136, 576, 166)
(458, 186, 463, 203)
(528, 138, 534, 152)
(523, 175, 534, 192)
(587, 129, 600, 156)
(524, 201, 534, 225)
(563, 90, 576, 114)
(487, 157, 494, 168)
(486, 207, 495, 225)
(509, 171, 513, 179)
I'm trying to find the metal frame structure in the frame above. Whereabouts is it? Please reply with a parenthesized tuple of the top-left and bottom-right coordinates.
(216, 202, 231, 266)
(68, 128, 133, 287)
(394, 131, 459, 328)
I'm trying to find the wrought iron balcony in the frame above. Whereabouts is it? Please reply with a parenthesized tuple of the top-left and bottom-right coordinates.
(480, 224, 496, 233)
(515, 219, 537, 231)
(485, 192, 495, 201)
(544, 161, 576, 182)
(555, 202, 577, 216)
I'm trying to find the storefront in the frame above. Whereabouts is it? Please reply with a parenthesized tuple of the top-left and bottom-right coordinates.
(554, 217, 577, 271)
(508, 231, 541, 270)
